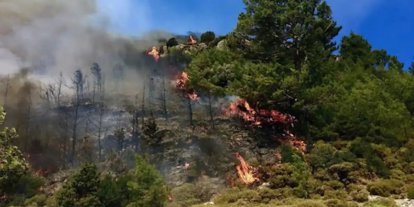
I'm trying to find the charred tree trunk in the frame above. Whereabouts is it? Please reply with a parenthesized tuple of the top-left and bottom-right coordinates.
(97, 81, 105, 161)
(141, 84, 146, 125)
(132, 94, 140, 152)
(57, 72, 63, 107)
(186, 93, 193, 126)
(24, 95, 32, 152)
(208, 92, 215, 129)
(3, 75, 10, 109)
(161, 77, 168, 121)
(70, 101, 80, 165)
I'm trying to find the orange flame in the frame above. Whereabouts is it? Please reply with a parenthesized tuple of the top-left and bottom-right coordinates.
(282, 134, 307, 154)
(148, 46, 160, 62)
(176, 71, 189, 90)
(175, 72, 199, 101)
(226, 99, 295, 127)
(187, 35, 197, 45)
(235, 152, 259, 185)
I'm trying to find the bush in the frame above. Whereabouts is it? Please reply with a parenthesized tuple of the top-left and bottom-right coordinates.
(349, 189, 369, 202)
(407, 185, 414, 199)
(214, 188, 261, 204)
(0, 107, 29, 195)
(324, 199, 352, 207)
(56, 163, 101, 207)
(363, 198, 398, 207)
(307, 141, 337, 170)
(367, 179, 403, 197)
(97, 175, 123, 207)
(125, 155, 168, 207)
(200, 31, 216, 44)
(267, 163, 297, 188)
(24, 194, 47, 206)
(167, 38, 179, 48)
(169, 183, 201, 207)
(296, 200, 327, 207)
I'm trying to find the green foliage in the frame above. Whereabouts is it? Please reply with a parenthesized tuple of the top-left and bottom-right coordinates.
(0, 107, 29, 195)
(233, 0, 340, 68)
(367, 179, 403, 197)
(142, 114, 165, 146)
(167, 37, 179, 48)
(363, 198, 398, 207)
(407, 185, 414, 199)
(97, 175, 124, 207)
(56, 163, 101, 207)
(349, 189, 369, 202)
(214, 188, 261, 204)
(200, 31, 216, 44)
(125, 155, 167, 207)
(307, 141, 337, 170)
(169, 183, 201, 207)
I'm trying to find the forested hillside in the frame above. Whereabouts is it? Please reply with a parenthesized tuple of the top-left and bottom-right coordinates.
(1, 0, 414, 207)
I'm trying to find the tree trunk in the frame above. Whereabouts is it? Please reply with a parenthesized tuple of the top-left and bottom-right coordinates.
(186, 93, 193, 126)
(208, 93, 215, 129)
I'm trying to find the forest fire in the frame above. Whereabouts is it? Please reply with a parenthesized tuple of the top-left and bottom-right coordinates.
(226, 99, 295, 127)
(187, 35, 197, 45)
(235, 152, 259, 185)
(282, 135, 307, 154)
(147, 46, 160, 62)
(176, 71, 189, 90)
(175, 72, 199, 101)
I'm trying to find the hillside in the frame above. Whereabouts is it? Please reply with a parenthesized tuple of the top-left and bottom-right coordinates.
(1, 0, 414, 207)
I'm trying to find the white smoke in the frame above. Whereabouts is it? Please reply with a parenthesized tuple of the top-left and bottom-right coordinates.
(0, 0, 168, 81)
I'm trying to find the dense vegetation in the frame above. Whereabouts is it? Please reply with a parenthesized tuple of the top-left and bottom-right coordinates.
(1, 0, 414, 206)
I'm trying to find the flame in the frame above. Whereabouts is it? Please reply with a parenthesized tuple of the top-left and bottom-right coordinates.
(235, 152, 259, 185)
(187, 89, 200, 101)
(187, 35, 197, 45)
(226, 99, 295, 127)
(148, 46, 160, 62)
(282, 134, 307, 154)
(175, 72, 199, 101)
(176, 71, 189, 90)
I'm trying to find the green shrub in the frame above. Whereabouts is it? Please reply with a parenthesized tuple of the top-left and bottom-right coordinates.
(307, 141, 337, 170)
(200, 31, 216, 44)
(24, 194, 47, 206)
(267, 163, 297, 188)
(324, 199, 351, 207)
(97, 175, 123, 207)
(296, 200, 327, 207)
(367, 179, 403, 197)
(56, 163, 101, 207)
(328, 162, 356, 184)
(0, 107, 29, 195)
(407, 185, 414, 199)
(169, 183, 201, 207)
(349, 189, 369, 202)
(125, 155, 168, 207)
(214, 188, 261, 204)
(363, 198, 398, 207)
(167, 38, 179, 48)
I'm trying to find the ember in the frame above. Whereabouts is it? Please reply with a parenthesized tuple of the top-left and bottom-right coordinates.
(147, 46, 160, 62)
(235, 152, 259, 185)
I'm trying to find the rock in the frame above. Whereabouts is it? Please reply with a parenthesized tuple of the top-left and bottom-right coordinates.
(216, 39, 228, 51)
(395, 199, 414, 207)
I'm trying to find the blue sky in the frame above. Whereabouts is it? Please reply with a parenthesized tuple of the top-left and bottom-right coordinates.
(97, 0, 414, 67)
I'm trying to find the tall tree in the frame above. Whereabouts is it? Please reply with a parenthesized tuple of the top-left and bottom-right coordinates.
(232, 0, 341, 70)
